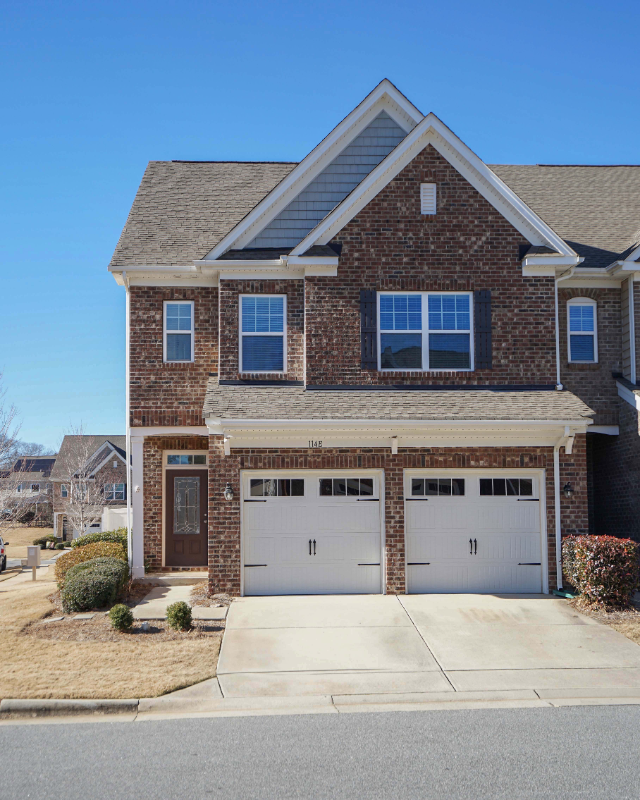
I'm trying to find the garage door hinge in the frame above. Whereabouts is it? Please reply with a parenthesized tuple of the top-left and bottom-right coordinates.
(407, 562, 431, 566)
(518, 562, 541, 566)
(356, 498, 379, 502)
(517, 499, 539, 502)
(358, 563, 381, 566)
(244, 564, 267, 567)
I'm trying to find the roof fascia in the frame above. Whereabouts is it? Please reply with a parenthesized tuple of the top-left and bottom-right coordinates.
(290, 114, 576, 258)
(202, 81, 423, 261)
(607, 259, 640, 276)
(207, 418, 591, 433)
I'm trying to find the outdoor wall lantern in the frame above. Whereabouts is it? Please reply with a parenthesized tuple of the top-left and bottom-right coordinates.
(223, 483, 234, 501)
(563, 482, 574, 498)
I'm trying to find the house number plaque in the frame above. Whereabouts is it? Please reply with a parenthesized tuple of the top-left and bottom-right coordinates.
(308, 440, 323, 448)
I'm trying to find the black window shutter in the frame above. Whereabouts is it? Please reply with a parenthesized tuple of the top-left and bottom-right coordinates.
(360, 289, 377, 369)
(474, 290, 492, 369)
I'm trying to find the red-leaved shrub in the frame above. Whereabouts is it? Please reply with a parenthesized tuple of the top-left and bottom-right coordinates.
(562, 535, 639, 607)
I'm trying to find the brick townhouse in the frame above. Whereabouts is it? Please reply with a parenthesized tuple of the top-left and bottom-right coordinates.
(108, 80, 640, 595)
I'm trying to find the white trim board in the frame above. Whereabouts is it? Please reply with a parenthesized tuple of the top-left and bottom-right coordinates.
(616, 380, 640, 412)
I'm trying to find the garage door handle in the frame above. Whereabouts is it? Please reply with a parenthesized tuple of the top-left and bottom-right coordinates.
(469, 538, 473, 554)
(518, 562, 541, 566)
(244, 564, 267, 567)
(358, 563, 380, 566)
(313, 539, 316, 555)
(309, 539, 312, 555)
(474, 538, 477, 555)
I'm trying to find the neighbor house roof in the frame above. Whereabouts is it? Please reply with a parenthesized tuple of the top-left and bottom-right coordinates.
(203, 380, 593, 422)
(109, 159, 640, 270)
(11, 456, 57, 477)
(490, 165, 640, 268)
(109, 161, 297, 267)
(50, 436, 126, 480)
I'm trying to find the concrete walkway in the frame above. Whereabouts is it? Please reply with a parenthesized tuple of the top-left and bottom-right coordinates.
(132, 584, 227, 621)
(216, 594, 640, 699)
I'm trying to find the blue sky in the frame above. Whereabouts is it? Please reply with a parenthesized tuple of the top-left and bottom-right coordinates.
(1, 0, 638, 452)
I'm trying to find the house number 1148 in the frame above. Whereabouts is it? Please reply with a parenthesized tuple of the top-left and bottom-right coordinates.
(308, 440, 323, 448)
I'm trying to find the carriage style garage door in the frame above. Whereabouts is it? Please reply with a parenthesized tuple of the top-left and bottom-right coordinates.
(242, 471, 383, 596)
(405, 471, 545, 594)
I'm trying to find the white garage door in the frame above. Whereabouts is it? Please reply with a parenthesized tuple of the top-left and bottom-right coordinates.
(242, 472, 382, 596)
(406, 472, 544, 594)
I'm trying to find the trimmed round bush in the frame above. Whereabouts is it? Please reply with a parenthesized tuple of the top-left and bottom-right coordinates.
(32, 536, 50, 549)
(70, 528, 128, 550)
(61, 557, 129, 612)
(55, 541, 127, 587)
(563, 535, 640, 607)
(108, 603, 134, 631)
(54, 542, 65, 550)
(166, 601, 192, 631)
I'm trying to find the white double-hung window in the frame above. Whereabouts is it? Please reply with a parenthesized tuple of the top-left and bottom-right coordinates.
(164, 301, 194, 362)
(567, 298, 597, 363)
(105, 483, 126, 501)
(379, 292, 472, 370)
(240, 296, 286, 372)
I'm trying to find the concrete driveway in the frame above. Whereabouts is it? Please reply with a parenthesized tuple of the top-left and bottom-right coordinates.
(217, 594, 640, 698)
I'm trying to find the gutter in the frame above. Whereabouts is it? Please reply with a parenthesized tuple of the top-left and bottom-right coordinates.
(553, 426, 575, 592)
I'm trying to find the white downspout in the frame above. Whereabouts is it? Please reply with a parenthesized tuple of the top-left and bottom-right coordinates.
(554, 265, 577, 390)
(553, 440, 563, 590)
(124, 272, 133, 573)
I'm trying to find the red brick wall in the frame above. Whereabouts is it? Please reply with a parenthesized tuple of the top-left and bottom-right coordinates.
(143, 436, 208, 571)
(207, 439, 588, 595)
(559, 288, 621, 425)
(218, 279, 304, 382)
(591, 402, 640, 541)
(129, 286, 218, 427)
(305, 144, 556, 386)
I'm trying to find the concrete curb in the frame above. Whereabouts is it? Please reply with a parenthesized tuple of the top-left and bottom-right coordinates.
(0, 699, 139, 718)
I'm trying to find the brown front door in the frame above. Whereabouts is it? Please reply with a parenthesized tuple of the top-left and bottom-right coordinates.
(165, 469, 208, 567)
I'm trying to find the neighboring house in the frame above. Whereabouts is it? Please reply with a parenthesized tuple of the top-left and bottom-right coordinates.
(108, 80, 640, 596)
(50, 435, 127, 539)
(0, 456, 57, 522)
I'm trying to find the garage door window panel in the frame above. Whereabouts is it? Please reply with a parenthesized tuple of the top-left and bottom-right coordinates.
(411, 478, 465, 496)
(250, 478, 304, 497)
(319, 478, 375, 497)
(480, 478, 533, 496)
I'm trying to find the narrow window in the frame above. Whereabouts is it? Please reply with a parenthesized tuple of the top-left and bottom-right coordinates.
(568, 299, 597, 363)
(164, 301, 194, 362)
(31, 484, 40, 492)
(240, 296, 286, 372)
(379, 294, 422, 369)
(61, 484, 68, 498)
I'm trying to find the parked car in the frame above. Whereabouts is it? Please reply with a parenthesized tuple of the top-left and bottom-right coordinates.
(0, 535, 9, 572)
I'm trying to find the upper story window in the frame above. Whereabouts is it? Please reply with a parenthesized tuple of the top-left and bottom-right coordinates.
(379, 293, 472, 371)
(16, 483, 23, 493)
(31, 484, 40, 492)
(61, 484, 68, 498)
(240, 296, 286, 373)
(164, 301, 194, 363)
(105, 483, 126, 501)
(567, 298, 597, 363)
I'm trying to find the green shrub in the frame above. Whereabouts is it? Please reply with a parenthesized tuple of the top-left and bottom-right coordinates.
(108, 603, 134, 631)
(70, 528, 128, 550)
(562, 535, 640, 607)
(61, 557, 129, 612)
(55, 541, 127, 587)
(32, 534, 56, 549)
(54, 542, 65, 550)
(166, 601, 192, 631)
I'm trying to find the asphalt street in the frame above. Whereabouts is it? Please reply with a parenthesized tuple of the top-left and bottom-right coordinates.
(2, 705, 640, 799)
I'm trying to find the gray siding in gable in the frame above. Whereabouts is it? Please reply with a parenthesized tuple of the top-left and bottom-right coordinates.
(248, 112, 407, 249)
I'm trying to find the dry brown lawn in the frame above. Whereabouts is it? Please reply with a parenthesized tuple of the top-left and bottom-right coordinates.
(2, 526, 55, 559)
(0, 582, 222, 701)
(570, 599, 640, 646)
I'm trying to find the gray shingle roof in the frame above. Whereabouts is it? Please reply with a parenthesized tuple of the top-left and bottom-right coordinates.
(491, 165, 640, 268)
(109, 162, 297, 267)
(203, 380, 593, 422)
(109, 158, 640, 270)
(50, 436, 126, 480)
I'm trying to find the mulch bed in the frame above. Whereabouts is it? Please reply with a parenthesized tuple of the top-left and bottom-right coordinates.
(23, 615, 224, 643)
(569, 598, 640, 625)
(21, 579, 229, 643)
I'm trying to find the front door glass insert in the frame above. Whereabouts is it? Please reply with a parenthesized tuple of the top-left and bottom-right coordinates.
(174, 476, 200, 534)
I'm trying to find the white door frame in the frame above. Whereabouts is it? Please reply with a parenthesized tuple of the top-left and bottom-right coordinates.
(240, 468, 386, 596)
(403, 468, 548, 595)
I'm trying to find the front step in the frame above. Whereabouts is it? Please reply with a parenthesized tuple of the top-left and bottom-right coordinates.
(140, 571, 208, 586)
